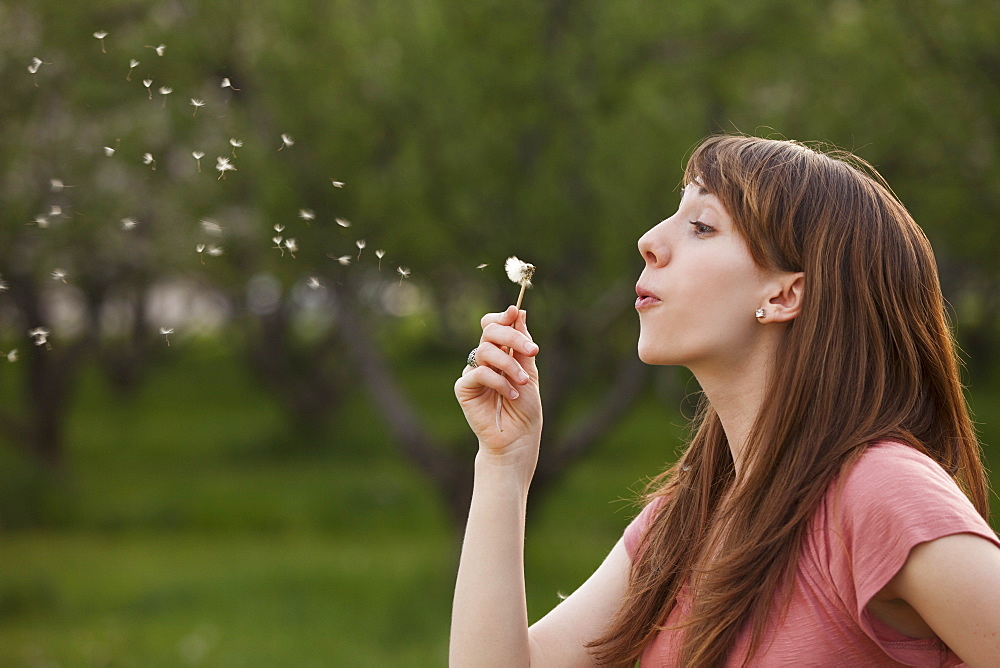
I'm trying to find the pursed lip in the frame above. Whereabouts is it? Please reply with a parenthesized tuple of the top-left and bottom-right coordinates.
(635, 283, 661, 309)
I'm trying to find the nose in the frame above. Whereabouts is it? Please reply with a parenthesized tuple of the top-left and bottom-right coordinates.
(638, 218, 669, 267)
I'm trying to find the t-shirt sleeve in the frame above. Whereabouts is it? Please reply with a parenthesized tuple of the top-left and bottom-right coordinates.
(624, 496, 667, 561)
(828, 442, 1000, 661)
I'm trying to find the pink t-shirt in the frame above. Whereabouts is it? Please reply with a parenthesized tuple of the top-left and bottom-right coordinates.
(623, 441, 1000, 666)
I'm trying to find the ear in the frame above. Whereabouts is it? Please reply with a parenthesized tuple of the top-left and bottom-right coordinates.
(763, 272, 805, 323)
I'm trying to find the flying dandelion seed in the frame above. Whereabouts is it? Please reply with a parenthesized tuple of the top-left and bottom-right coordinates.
(207, 245, 224, 257)
(51, 269, 67, 284)
(272, 236, 284, 255)
(220, 77, 240, 91)
(356, 239, 366, 260)
(397, 266, 410, 285)
(31, 216, 49, 228)
(336, 255, 352, 266)
(93, 30, 108, 53)
(335, 218, 351, 228)
(29, 327, 51, 349)
(284, 239, 298, 258)
(192, 151, 204, 172)
(158, 86, 173, 108)
(126, 58, 139, 80)
(0, 276, 8, 292)
(298, 209, 315, 222)
(279, 133, 294, 150)
(144, 44, 165, 57)
(120, 217, 138, 230)
(4, 349, 17, 363)
(229, 138, 242, 157)
(215, 156, 236, 180)
(477, 263, 488, 270)
(49, 206, 62, 217)
(330, 179, 345, 188)
(200, 219, 223, 236)
(190, 98, 205, 116)
(50, 179, 74, 192)
(143, 78, 153, 100)
(103, 146, 116, 157)
(375, 249, 385, 270)
(307, 276, 322, 290)
(196, 243, 206, 264)
(142, 152, 156, 170)
(273, 224, 285, 233)
(159, 327, 174, 346)
(28, 57, 50, 86)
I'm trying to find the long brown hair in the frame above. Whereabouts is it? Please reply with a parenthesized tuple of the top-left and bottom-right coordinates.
(587, 135, 990, 666)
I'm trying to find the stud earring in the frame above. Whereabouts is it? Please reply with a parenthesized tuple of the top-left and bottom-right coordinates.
(755, 308, 766, 318)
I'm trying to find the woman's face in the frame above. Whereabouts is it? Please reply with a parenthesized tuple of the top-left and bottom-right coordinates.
(635, 182, 775, 370)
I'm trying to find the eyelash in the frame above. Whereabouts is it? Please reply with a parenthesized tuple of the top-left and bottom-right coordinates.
(690, 220, 714, 236)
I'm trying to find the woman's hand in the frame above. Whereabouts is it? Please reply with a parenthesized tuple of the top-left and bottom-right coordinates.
(455, 305, 541, 467)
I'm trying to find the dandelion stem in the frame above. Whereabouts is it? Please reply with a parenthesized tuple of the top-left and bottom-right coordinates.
(495, 280, 529, 432)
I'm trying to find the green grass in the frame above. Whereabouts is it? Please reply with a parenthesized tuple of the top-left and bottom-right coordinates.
(0, 345, 997, 665)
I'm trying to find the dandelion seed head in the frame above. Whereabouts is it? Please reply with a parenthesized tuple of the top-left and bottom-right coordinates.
(229, 138, 243, 148)
(272, 236, 283, 245)
(273, 224, 285, 233)
(190, 98, 205, 108)
(143, 78, 153, 88)
(159, 327, 174, 335)
(335, 218, 351, 228)
(154, 44, 165, 56)
(158, 86, 172, 95)
(375, 249, 385, 259)
(356, 239, 366, 250)
(284, 238, 298, 254)
(93, 30, 108, 39)
(192, 151, 204, 160)
(298, 209, 315, 221)
(397, 266, 411, 279)
(505, 256, 535, 287)
(196, 243, 206, 253)
(142, 152, 154, 165)
(103, 146, 116, 157)
(121, 217, 138, 230)
(221, 77, 234, 88)
(280, 133, 294, 147)
(215, 156, 236, 175)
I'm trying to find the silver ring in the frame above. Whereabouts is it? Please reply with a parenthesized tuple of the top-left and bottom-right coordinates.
(467, 347, 479, 368)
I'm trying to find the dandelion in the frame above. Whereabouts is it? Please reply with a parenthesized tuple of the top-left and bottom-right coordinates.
(29, 327, 51, 349)
(397, 266, 410, 285)
(120, 217, 138, 230)
(330, 179, 345, 188)
(335, 217, 351, 228)
(143, 78, 153, 99)
(356, 239, 366, 260)
(93, 30, 108, 53)
(220, 77, 240, 91)
(200, 219, 223, 236)
(215, 156, 236, 180)
(229, 138, 242, 157)
(51, 268, 67, 284)
(142, 152, 156, 170)
(3, 349, 17, 363)
(284, 238, 298, 258)
(159, 327, 173, 346)
(298, 209, 315, 223)
(375, 249, 385, 270)
(496, 255, 536, 431)
(144, 44, 166, 57)
(192, 151, 204, 172)
(103, 146, 116, 157)
(190, 98, 205, 116)
(307, 276, 322, 290)
(279, 133, 294, 150)
(126, 58, 139, 80)
(158, 86, 172, 108)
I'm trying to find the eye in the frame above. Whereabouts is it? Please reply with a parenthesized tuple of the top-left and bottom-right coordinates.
(690, 220, 714, 237)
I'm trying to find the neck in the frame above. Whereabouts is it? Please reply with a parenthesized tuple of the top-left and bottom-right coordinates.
(690, 338, 780, 477)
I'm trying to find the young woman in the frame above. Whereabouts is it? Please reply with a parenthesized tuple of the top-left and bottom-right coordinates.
(451, 135, 1000, 666)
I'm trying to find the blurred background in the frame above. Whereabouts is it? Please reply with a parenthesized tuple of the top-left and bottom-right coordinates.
(1, 0, 998, 664)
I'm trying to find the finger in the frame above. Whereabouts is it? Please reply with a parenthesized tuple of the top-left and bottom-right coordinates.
(480, 305, 519, 330)
(481, 321, 538, 358)
(476, 341, 533, 385)
(457, 365, 521, 401)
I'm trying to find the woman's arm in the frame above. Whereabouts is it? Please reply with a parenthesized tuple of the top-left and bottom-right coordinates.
(881, 532, 1000, 666)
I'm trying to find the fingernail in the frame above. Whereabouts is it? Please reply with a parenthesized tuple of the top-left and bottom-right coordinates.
(523, 341, 538, 354)
(517, 370, 529, 382)
(509, 388, 519, 399)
